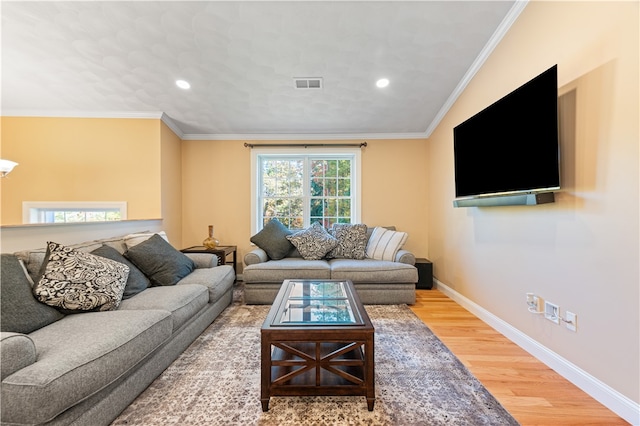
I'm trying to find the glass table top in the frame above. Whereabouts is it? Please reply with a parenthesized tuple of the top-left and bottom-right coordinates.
(271, 280, 364, 326)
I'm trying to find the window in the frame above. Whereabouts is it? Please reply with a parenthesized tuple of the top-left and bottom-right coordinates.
(23, 202, 127, 224)
(252, 148, 361, 232)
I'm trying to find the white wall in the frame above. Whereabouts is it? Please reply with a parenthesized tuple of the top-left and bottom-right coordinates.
(427, 1, 638, 421)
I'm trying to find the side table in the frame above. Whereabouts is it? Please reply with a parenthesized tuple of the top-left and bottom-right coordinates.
(415, 258, 433, 289)
(181, 245, 237, 275)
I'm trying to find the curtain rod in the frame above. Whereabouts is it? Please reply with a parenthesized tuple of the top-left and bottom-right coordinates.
(244, 142, 367, 148)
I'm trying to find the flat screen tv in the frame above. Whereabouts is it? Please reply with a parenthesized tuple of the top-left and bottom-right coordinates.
(453, 65, 560, 205)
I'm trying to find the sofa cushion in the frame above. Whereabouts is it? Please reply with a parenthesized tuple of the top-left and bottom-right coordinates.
(365, 227, 408, 261)
(327, 223, 368, 259)
(177, 265, 236, 303)
(91, 245, 150, 299)
(117, 285, 208, 333)
(33, 242, 129, 312)
(286, 222, 338, 260)
(243, 258, 331, 283)
(1, 254, 64, 334)
(124, 234, 195, 286)
(329, 259, 418, 283)
(0, 310, 172, 425)
(250, 218, 294, 260)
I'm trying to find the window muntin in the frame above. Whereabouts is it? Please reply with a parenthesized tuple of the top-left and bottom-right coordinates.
(253, 149, 360, 232)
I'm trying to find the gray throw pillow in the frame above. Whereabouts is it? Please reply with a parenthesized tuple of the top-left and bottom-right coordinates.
(124, 233, 196, 286)
(250, 218, 294, 260)
(1, 254, 64, 333)
(91, 245, 149, 299)
(286, 222, 339, 260)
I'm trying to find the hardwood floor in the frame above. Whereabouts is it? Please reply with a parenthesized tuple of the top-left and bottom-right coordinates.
(409, 289, 629, 426)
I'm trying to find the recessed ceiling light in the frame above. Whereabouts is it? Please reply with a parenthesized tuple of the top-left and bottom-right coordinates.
(376, 78, 389, 88)
(176, 79, 191, 89)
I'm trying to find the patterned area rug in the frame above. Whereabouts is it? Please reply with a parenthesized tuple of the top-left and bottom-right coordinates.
(112, 296, 519, 425)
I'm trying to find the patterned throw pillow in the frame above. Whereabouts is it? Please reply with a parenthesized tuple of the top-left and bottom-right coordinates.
(365, 227, 408, 261)
(286, 222, 338, 260)
(33, 242, 129, 312)
(327, 223, 368, 259)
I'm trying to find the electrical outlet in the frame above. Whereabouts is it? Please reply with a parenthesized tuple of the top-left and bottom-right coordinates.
(544, 301, 560, 324)
(526, 293, 543, 313)
(565, 311, 577, 332)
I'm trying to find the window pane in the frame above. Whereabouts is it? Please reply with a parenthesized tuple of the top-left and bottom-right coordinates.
(310, 199, 323, 217)
(338, 160, 351, 178)
(311, 160, 324, 178)
(311, 178, 323, 196)
(338, 199, 351, 217)
(325, 178, 337, 196)
(337, 178, 351, 196)
(326, 160, 338, 177)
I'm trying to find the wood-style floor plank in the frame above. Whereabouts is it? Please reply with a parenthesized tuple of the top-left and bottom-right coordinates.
(410, 289, 629, 425)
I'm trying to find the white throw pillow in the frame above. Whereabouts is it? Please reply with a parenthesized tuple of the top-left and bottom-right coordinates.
(365, 227, 408, 261)
(123, 231, 169, 249)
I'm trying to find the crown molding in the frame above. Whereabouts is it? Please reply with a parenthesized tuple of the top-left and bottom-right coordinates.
(424, 0, 529, 137)
(179, 132, 428, 141)
(0, 110, 164, 120)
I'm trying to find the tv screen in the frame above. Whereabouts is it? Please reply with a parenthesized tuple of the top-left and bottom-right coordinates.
(453, 65, 560, 199)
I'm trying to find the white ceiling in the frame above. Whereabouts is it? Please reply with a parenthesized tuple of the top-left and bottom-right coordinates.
(1, 1, 523, 140)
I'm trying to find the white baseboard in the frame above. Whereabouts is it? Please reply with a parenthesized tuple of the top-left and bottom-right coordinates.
(435, 279, 640, 425)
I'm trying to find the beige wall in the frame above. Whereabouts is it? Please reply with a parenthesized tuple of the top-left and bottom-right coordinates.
(160, 121, 183, 246)
(0, 117, 162, 225)
(181, 138, 429, 273)
(427, 0, 638, 403)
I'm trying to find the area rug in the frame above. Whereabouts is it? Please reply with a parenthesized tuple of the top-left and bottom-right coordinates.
(112, 302, 519, 425)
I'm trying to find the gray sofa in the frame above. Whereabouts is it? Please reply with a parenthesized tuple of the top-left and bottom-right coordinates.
(0, 232, 235, 426)
(243, 225, 418, 305)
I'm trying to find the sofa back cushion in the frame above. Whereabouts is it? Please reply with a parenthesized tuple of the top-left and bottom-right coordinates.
(0, 254, 64, 333)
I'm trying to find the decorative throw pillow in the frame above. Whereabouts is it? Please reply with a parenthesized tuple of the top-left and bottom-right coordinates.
(1, 254, 65, 333)
(250, 218, 294, 260)
(286, 222, 338, 260)
(91, 245, 149, 299)
(365, 227, 408, 261)
(123, 231, 169, 249)
(327, 223, 368, 259)
(124, 233, 196, 286)
(33, 242, 129, 312)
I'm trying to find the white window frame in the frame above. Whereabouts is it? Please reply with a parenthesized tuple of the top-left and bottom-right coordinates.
(251, 147, 361, 234)
(22, 201, 127, 224)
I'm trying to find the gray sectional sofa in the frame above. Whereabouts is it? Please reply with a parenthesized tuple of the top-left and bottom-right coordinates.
(243, 222, 418, 305)
(0, 232, 235, 426)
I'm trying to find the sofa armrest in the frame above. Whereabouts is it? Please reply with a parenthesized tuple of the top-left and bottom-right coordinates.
(1, 332, 36, 381)
(395, 249, 416, 265)
(184, 253, 219, 268)
(244, 248, 269, 266)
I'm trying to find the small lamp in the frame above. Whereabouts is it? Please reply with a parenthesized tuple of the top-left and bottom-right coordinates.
(0, 159, 18, 177)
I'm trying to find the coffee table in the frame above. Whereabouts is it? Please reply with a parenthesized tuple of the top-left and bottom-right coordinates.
(260, 279, 375, 412)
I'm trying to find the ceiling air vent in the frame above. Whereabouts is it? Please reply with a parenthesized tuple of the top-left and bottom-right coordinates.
(294, 77, 323, 90)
